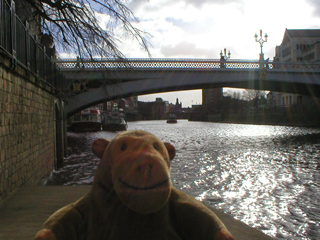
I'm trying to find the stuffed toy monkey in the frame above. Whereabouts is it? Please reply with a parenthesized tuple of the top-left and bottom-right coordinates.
(34, 130, 235, 240)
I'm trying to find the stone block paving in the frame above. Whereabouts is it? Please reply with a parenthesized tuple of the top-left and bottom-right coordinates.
(0, 186, 90, 240)
(0, 186, 274, 240)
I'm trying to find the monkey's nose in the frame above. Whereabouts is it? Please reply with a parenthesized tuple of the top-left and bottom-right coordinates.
(137, 163, 153, 173)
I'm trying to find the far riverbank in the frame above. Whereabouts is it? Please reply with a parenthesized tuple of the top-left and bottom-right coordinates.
(189, 107, 320, 127)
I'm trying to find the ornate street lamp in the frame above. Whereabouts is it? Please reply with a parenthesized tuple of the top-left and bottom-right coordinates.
(220, 48, 231, 60)
(254, 29, 268, 61)
(220, 48, 231, 69)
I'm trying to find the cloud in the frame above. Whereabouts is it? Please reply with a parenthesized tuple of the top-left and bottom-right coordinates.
(306, 0, 320, 17)
(165, 17, 213, 35)
(129, 0, 242, 11)
(184, 0, 243, 8)
(160, 41, 215, 58)
(116, 0, 320, 60)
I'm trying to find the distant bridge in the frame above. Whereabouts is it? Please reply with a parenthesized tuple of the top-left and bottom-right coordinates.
(57, 58, 320, 117)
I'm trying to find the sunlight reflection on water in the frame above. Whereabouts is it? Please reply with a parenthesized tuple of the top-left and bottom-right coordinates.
(47, 120, 320, 240)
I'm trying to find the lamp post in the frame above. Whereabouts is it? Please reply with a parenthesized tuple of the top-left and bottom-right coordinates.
(255, 29, 269, 81)
(254, 29, 268, 62)
(220, 48, 231, 60)
(220, 48, 231, 68)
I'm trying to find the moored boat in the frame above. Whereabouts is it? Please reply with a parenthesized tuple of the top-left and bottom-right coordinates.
(69, 108, 102, 132)
(102, 112, 127, 132)
(166, 113, 177, 123)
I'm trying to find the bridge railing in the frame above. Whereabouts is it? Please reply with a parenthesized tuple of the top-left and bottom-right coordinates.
(56, 58, 320, 71)
(57, 58, 260, 69)
(0, 0, 65, 90)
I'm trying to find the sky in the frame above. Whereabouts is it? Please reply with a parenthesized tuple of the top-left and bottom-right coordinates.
(102, 0, 320, 107)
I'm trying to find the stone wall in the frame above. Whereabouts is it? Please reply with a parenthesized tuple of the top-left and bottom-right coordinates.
(0, 53, 57, 202)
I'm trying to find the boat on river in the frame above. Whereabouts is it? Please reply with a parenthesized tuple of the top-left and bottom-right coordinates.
(166, 113, 177, 123)
(102, 112, 127, 132)
(69, 108, 102, 132)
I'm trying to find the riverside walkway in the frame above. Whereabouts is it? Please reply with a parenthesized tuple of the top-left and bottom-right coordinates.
(0, 186, 274, 240)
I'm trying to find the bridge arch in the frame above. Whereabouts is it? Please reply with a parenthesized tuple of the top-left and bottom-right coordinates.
(58, 59, 320, 117)
(66, 70, 320, 117)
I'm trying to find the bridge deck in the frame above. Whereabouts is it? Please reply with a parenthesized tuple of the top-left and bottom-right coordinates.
(0, 186, 274, 240)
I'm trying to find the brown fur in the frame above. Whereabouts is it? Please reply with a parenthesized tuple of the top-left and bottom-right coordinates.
(34, 130, 235, 240)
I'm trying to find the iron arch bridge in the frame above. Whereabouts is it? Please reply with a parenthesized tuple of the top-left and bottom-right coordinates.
(56, 58, 320, 117)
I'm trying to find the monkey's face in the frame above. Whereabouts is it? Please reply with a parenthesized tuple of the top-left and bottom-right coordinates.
(92, 130, 175, 214)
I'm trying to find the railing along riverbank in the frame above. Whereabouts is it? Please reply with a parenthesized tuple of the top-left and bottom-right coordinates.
(0, 0, 64, 90)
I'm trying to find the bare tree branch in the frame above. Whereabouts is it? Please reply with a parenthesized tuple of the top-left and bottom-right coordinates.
(19, 0, 150, 59)
(242, 89, 267, 101)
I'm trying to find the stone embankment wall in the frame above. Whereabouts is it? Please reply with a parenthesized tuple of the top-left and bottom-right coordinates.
(0, 53, 57, 202)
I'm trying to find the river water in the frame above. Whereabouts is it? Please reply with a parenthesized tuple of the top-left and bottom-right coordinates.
(46, 120, 320, 240)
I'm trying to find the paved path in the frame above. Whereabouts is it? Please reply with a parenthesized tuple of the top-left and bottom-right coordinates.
(0, 186, 274, 240)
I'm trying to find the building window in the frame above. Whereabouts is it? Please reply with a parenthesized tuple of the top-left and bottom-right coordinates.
(297, 44, 311, 50)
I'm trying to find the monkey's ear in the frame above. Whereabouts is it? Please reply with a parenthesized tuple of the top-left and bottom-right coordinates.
(164, 143, 176, 160)
(92, 139, 110, 159)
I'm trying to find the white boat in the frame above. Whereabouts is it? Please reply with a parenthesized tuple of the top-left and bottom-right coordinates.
(102, 112, 127, 132)
(69, 108, 102, 132)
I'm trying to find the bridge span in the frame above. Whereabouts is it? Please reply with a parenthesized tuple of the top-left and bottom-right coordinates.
(57, 58, 320, 117)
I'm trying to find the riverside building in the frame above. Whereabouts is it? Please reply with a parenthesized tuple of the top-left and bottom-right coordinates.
(269, 29, 320, 108)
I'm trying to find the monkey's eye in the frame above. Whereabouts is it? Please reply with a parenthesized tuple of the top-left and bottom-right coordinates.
(121, 143, 127, 151)
(153, 143, 159, 151)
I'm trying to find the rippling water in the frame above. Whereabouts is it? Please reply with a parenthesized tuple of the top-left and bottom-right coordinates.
(46, 120, 320, 240)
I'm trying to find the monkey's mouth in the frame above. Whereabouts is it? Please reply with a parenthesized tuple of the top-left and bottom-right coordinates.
(119, 178, 169, 191)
